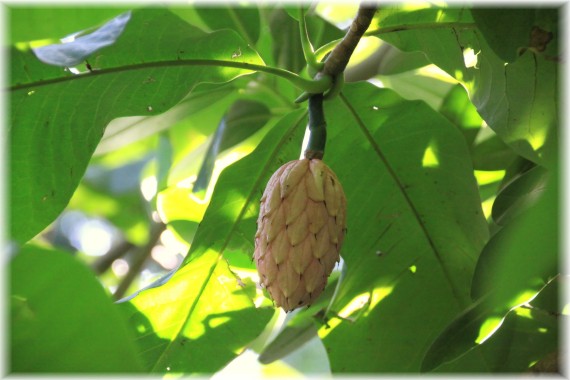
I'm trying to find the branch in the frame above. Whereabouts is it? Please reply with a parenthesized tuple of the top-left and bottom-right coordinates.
(91, 239, 135, 275)
(113, 222, 166, 300)
(322, 4, 378, 77)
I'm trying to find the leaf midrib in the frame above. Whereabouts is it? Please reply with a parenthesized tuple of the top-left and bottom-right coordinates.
(339, 92, 467, 309)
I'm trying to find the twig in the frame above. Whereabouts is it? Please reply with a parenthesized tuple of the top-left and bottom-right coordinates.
(113, 222, 166, 300)
(322, 4, 378, 77)
(91, 239, 135, 275)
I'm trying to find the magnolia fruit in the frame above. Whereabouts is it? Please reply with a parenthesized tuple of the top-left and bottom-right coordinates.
(254, 158, 347, 311)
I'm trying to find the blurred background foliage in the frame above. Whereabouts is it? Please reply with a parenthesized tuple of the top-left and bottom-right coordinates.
(7, 2, 562, 376)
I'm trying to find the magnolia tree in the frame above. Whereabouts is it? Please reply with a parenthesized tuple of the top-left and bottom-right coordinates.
(8, 2, 561, 375)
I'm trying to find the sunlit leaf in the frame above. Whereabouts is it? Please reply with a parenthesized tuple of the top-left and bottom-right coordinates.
(10, 245, 143, 372)
(119, 250, 274, 373)
(118, 109, 308, 373)
(9, 8, 264, 244)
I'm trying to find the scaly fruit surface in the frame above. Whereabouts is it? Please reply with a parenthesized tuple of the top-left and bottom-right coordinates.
(254, 158, 346, 311)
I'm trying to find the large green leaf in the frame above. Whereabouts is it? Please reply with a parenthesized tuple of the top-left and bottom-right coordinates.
(471, 8, 558, 63)
(195, 4, 261, 47)
(433, 285, 560, 373)
(422, 168, 558, 371)
(9, 8, 264, 244)
(491, 164, 548, 225)
(439, 84, 482, 148)
(373, 6, 559, 167)
(118, 109, 308, 373)
(314, 82, 489, 372)
(10, 244, 143, 372)
(8, 6, 132, 43)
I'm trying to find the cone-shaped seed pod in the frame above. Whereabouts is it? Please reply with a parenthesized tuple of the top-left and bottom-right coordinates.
(254, 158, 346, 312)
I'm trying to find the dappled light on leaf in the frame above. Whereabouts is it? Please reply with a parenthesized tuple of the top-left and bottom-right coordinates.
(475, 316, 505, 344)
(422, 143, 440, 168)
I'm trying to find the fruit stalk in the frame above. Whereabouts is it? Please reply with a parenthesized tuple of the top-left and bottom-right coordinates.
(305, 94, 327, 160)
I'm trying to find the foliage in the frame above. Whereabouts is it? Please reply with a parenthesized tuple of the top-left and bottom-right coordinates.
(7, 3, 561, 375)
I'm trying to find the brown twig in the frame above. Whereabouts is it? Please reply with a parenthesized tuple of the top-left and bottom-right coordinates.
(91, 239, 135, 275)
(322, 4, 378, 77)
(113, 222, 166, 300)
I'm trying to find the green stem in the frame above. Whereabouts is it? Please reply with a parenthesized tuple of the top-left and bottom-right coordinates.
(304, 93, 326, 159)
(298, 7, 321, 71)
(9, 59, 332, 94)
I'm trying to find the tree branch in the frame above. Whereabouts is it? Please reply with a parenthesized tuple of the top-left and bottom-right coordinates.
(322, 4, 378, 77)
(113, 222, 166, 300)
(91, 239, 135, 275)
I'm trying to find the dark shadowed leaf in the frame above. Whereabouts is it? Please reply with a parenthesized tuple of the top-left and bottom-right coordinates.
(10, 245, 143, 372)
(433, 282, 560, 373)
(373, 6, 559, 167)
(471, 8, 558, 63)
(472, 135, 518, 171)
(439, 84, 482, 148)
(422, 169, 558, 371)
(195, 4, 261, 46)
(471, 169, 558, 301)
(258, 271, 342, 364)
(491, 165, 548, 225)
(314, 82, 489, 372)
(9, 8, 264, 244)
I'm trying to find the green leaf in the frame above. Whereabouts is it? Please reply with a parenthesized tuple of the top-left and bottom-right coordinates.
(10, 244, 143, 372)
(193, 99, 272, 195)
(8, 6, 132, 43)
(9, 8, 264, 244)
(119, 251, 274, 373)
(471, 8, 558, 63)
(471, 169, 558, 301)
(195, 4, 261, 47)
(377, 66, 456, 110)
(471, 135, 518, 171)
(491, 165, 548, 225)
(422, 168, 558, 371)
(118, 109, 308, 373)
(374, 6, 559, 167)
(378, 47, 431, 76)
(433, 290, 560, 373)
(439, 84, 482, 148)
(316, 82, 489, 372)
(258, 271, 342, 364)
